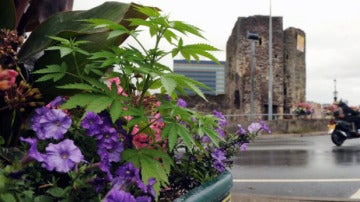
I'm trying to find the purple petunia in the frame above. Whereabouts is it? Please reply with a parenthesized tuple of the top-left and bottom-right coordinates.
(20, 137, 45, 162)
(211, 148, 226, 172)
(114, 162, 141, 183)
(81, 111, 103, 136)
(20, 138, 83, 173)
(213, 160, 225, 172)
(46, 96, 66, 108)
(236, 124, 247, 135)
(96, 126, 119, 150)
(112, 162, 148, 193)
(247, 122, 262, 134)
(259, 119, 271, 134)
(103, 189, 136, 202)
(240, 143, 248, 151)
(213, 110, 227, 128)
(211, 148, 226, 162)
(135, 196, 152, 202)
(106, 141, 124, 163)
(215, 128, 226, 138)
(31, 107, 72, 140)
(177, 98, 187, 107)
(43, 139, 84, 173)
(144, 178, 157, 198)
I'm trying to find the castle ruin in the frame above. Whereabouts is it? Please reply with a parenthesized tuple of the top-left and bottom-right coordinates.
(226, 15, 306, 118)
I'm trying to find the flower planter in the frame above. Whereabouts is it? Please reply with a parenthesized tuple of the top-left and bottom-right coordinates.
(174, 170, 233, 202)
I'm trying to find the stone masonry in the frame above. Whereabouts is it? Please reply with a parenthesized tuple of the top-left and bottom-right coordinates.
(226, 15, 306, 119)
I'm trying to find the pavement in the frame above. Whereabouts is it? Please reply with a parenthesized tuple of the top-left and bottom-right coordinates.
(229, 131, 357, 202)
(230, 193, 359, 202)
(257, 131, 328, 139)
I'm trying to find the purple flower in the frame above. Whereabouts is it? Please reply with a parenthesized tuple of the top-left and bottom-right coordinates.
(32, 107, 72, 140)
(106, 142, 124, 163)
(47, 96, 66, 108)
(97, 126, 119, 150)
(247, 122, 261, 134)
(215, 128, 226, 138)
(103, 189, 136, 202)
(113, 162, 145, 191)
(201, 135, 211, 143)
(21, 138, 84, 173)
(213, 110, 227, 128)
(81, 111, 103, 136)
(213, 160, 225, 172)
(259, 119, 271, 134)
(114, 162, 141, 183)
(236, 124, 247, 135)
(98, 153, 113, 181)
(145, 178, 157, 198)
(43, 139, 84, 173)
(136, 196, 152, 202)
(211, 148, 227, 172)
(177, 98, 187, 107)
(20, 137, 45, 162)
(240, 143, 248, 151)
(211, 148, 226, 162)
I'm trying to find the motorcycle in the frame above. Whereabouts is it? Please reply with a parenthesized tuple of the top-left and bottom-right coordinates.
(328, 101, 360, 146)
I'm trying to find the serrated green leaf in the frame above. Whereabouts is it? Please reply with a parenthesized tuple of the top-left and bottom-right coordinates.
(134, 5, 160, 18)
(109, 100, 123, 122)
(160, 76, 177, 95)
(32, 64, 64, 74)
(162, 122, 177, 150)
(33, 63, 67, 83)
(46, 46, 73, 58)
(61, 93, 100, 109)
(86, 96, 113, 113)
(108, 30, 128, 39)
(139, 157, 163, 197)
(203, 127, 221, 147)
(121, 148, 172, 200)
(171, 21, 204, 38)
(57, 83, 100, 92)
(52, 73, 66, 82)
(35, 74, 59, 82)
(176, 123, 194, 150)
(163, 29, 177, 44)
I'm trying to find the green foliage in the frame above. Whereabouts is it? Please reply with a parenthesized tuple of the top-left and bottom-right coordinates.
(0, 2, 262, 202)
(122, 148, 173, 198)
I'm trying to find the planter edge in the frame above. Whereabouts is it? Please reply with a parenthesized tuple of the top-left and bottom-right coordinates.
(174, 170, 233, 202)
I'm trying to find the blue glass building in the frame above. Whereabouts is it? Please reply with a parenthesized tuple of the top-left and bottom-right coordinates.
(173, 60, 226, 95)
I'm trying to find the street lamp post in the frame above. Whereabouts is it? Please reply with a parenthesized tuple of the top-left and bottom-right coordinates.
(333, 79, 338, 102)
(246, 31, 261, 120)
(268, 0, 273, 120)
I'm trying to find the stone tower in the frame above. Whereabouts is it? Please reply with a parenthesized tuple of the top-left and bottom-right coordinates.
(226, 15, 305, 118)
(283, 27, 306, 113)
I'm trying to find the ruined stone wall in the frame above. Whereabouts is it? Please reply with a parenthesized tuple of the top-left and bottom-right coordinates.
(226, 16, 285, 117)
(283, 28, 306, 113)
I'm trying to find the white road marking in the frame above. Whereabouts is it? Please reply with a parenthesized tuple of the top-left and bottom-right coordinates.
(233, 178, 360, 183)
(350, 188, 360, 199)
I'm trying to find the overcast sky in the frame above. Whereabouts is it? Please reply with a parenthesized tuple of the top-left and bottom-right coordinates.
(73, 0, 360, 106)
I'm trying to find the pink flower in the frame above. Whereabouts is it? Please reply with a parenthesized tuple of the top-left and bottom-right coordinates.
(107, 77, 128, 96)
(0, 69, 18, 90)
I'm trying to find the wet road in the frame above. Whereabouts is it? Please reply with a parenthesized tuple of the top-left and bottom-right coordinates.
(230, 134, 360, 200)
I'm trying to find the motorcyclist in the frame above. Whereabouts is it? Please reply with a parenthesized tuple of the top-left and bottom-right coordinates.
(333, 101, 360, 133)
